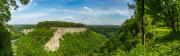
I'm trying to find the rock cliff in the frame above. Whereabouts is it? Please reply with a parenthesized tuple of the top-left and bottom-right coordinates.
(44, 27, 86, 51)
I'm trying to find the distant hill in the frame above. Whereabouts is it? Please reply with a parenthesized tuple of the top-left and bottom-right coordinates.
(37, 21, 85, 28)
(12, 24, 36, 31)
(86, 25, 120, 39)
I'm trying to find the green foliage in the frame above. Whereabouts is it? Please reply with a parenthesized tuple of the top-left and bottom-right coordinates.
(94, 17, 141, 54)
(57, 31, 106, 56)
(2, 0, 180, 56)
(0, 0, 30, 55)
(37, 21, 85, 28)
(113, 49, 126, 56)
(12, 24, 36, 31)
(103, 0, 180, 56)
(0, 0, 29, 22)
(110, 27, 180, 56)
(16, 28, 54, 56)
(94, 2, 180, 54)
(15, 28, 106, 56)
(113, 40, 180, 56)
(87, 25, 120, 39)
(0, 24, 13, 56)
(7, 25, 24, 40)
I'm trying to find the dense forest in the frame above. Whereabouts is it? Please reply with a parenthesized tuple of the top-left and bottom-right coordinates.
(37, 21, 85, 28)
(92, 0, 180, 56)
(1, 0, 180, 56)
(12, 25, 36, 31)
(15, 22, 106, 56)
(87, 25, 120, 39)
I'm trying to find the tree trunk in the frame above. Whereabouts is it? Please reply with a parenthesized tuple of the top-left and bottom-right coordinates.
(141, 0, 146, 46)
(172, 7, 176, 35)
(141, 0, 146, 55)
(170, 17, 176, 36)
(173, 18, 176, 33)
(177, 18, 179, 31)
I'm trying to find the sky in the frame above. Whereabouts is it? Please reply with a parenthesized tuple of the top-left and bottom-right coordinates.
(8, 0, 133, 25)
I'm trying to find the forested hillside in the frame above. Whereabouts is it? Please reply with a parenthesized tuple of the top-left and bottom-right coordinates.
(14, 21, 106, 56)
(37, 21, 85, 28)
(12, 25, 36, 31)
(87, 25, 120, 39)
(92, 0, 180, 56)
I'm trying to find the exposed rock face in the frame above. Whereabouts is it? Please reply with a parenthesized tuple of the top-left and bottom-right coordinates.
(44, 27, 86, 52)
(21, 29, 34, 35)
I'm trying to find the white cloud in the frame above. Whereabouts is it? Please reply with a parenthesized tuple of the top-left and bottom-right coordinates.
(50, 8, 57, 11)
(61, 7, 132, 17)
(124, 0, 132, 2)
(9, 12, 51, 24)
(12, 12, 50, 19)
(9, 6, 133, 25)
(83, 6, 93, 12)
(55, 7, 131, 25)
(112, 9, 133, 17)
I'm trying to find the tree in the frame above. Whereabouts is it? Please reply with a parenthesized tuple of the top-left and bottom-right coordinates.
(155, 0, 180, 35)
(0, 0, 29, 56)
(128, 0, 146, 45)
(146, 0, 180, 35)
(174, 0, 180, 31)
(141, 0, 145, 47)
(163, 0, 177, 34)
(132, 0, 146, 46)
(128, 0, 146, 52)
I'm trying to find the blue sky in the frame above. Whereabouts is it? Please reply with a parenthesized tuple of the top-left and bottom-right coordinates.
(8, 0, 133, 25)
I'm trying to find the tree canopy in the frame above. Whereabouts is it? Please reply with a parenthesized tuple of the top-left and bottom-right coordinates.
(0, 0, 30, 56)
(0, 0, 30, 23)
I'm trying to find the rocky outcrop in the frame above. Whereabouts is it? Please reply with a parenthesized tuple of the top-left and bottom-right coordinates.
(21, 29, 34, 35)
(44, 27, 86, 52)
